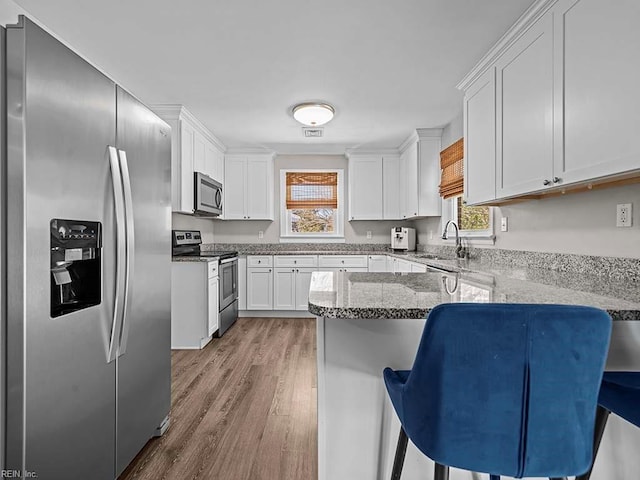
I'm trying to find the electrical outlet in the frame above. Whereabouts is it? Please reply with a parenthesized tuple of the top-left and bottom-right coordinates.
(501, 217, 508, 232)
(616, 203, 632, 227)
(428, 230, 433, 240)
(258, 230, 264, 239)
(366, 231, 372, 239)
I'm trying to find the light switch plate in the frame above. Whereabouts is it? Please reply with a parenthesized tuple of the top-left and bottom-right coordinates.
(501, 217, 508, 232)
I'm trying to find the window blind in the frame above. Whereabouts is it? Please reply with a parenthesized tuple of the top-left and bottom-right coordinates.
(439, 138, 464, 199)
(285, 172, 338, 209)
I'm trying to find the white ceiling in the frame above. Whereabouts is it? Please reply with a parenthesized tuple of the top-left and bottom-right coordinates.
(13, 0, 535, 153)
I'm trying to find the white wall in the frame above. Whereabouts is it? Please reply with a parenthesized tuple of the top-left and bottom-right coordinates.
(209, 154, 411, 244)
(413, 112, 640, 259)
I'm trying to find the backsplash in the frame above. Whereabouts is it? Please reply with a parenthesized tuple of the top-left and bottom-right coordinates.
(203, 243, 391, 254)
(417, 244, 640, 282)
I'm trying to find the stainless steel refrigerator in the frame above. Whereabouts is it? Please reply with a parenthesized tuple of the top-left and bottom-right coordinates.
(2, 16, 172, 479)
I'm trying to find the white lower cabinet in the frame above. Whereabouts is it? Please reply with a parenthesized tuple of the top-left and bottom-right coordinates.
(171, 260, 219, 349)
(410, 262, 427, 273)
(396, 258, 412, 273)
(246, 267, 273, 310)
(368, 255, 388, 272)
(238, 256, 247, 310)
(273, 267, 318, 311)
(273, 256, 319, 311)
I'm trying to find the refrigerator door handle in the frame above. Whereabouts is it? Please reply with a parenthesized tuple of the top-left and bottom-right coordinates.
(107, 146, 126, 363)
(117, 149, 135, 356)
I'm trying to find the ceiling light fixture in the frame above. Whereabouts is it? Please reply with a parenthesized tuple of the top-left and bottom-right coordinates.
(292, 102, 335, 126)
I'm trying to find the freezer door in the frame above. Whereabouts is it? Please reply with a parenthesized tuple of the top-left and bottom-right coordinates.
(115, 86, 172, 476)
(5, 18, 117, 479)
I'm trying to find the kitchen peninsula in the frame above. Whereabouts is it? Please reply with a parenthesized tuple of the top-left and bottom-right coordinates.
(309, 265, 640, 480)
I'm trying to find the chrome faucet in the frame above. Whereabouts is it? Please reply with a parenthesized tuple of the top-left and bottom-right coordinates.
(442, 220, 466, 259)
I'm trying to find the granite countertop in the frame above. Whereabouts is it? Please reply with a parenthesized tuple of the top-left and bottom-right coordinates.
(172, 256, 219, 263)
(308, 270, 640, 321)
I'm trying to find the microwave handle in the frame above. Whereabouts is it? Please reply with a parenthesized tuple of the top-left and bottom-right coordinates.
(215, 188, 222, 209)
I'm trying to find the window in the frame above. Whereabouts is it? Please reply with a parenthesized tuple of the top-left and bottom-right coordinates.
(445, 194, 494, 241)
(439, 138, 494, 242)
(280, 169, 344, 241)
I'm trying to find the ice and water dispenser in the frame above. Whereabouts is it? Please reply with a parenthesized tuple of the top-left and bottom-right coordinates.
(50, 219, 102, 317)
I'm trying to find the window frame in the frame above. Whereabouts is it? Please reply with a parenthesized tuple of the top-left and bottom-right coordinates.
(441, 195, 495, 245)
(279, 168, 345, 243)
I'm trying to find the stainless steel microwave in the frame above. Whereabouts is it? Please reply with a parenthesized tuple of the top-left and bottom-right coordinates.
(194, 172, 222, 216)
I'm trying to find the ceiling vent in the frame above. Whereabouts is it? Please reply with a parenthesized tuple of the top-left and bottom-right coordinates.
(303, 127, 324, 138)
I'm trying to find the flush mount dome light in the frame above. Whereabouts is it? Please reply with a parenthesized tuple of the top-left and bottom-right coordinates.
(292, 103, 335, 126)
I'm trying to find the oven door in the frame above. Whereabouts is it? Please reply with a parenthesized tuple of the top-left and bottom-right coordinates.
(194, 171, 222, 216)
(219, 258, 238, 311)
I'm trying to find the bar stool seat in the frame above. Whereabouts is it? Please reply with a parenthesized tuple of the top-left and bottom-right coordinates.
(383, 303, 612, 480)
(576, 372, 640, 480)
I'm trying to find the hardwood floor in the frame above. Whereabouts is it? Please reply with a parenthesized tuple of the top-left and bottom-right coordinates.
(119, 317, 317, 480)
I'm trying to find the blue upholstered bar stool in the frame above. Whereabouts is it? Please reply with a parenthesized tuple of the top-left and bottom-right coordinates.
(575, 372, 640, 480)
(383, 303, 612, 480)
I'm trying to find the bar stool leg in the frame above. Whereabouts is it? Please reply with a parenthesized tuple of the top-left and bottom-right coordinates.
(434, 462, 449, 480)
(390, 426, 408, 480)
(575, 406, 611, 480)
(489, 475, 500, 480)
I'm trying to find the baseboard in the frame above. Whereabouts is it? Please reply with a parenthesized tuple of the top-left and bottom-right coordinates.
(239, 310, 315, 318)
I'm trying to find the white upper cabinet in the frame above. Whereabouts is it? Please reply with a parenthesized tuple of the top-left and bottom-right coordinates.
(223, 152, 274, 220)
(347, 152, 401, 220)
(459, 0, 640, 204)
(348, 155, 383, 220)
(398, 130, 442, 219)
(552, 0, 640, 184)
(464, 68, 496, 205)
(151, 105, 226, 214)
(382, 155, 401, 220)
(496, 12, 553, 198)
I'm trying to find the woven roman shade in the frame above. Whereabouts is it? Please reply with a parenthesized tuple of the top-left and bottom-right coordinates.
(285, 172, 338, 209)
(439, 138, 464, 199)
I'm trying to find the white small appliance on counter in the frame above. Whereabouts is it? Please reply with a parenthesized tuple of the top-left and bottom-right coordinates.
(391, 227, 416, 251)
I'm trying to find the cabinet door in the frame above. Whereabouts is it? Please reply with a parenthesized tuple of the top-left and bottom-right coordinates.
(399, 150, 408, 219)
(410, 263, 427, 273)
(295, 268, 316, 311)
(464, 68, 496, 205)
(368, 255, 387, 272)
(224, 155, 246, 219)
(210, 145, 224, 183)
(348, 156, 383, 220)
(404, 142, 419, 218)
(237, 256, 247, 310)
(193, 130, 207, 176)
(496, 13, 553, 198)
(553, 0, 640, 184)
(386, 256, 396, 273)
(417, 138, 442, 216)
(179, 120, 195, 213)
(246, 156, 273, 220)
(382, 155, 401, 220)
(274, 268, 296, 310)
(246, 267, 273, 310)
(208, 277, 219, 336)
(396, 259, 412, 273)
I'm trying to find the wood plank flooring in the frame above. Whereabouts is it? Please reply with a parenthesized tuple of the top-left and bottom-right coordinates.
(119, 317, 317, 480)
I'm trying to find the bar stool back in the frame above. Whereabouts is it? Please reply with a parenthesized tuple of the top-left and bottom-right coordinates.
(383, 303, 612, 480)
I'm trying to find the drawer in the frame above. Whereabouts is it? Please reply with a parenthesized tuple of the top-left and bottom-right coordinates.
(207, 261, 219, 278)
(274, 255, 318, 268)
(247, 255, 273, 267)
(318, 255, 368, 268)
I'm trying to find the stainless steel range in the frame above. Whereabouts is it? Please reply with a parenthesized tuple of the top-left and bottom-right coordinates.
(172, 230, 239, 335)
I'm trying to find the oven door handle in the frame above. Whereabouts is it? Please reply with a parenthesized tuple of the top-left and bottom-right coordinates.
(220, 257, 237, 264)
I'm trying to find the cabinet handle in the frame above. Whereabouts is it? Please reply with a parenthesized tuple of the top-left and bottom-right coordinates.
(258, 260, 261, 263)
(269, 269, 272, 272)
(553, 177, 561, 183)
(341, 260, 345, 264)
(296, 269, 299, 272)
(543, 179, 551, 186)
(294, 260, 297, 264)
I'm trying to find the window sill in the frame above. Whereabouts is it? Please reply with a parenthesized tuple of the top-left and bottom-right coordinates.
(279, 237, 346, 244)
(442, 235, 495, 246)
